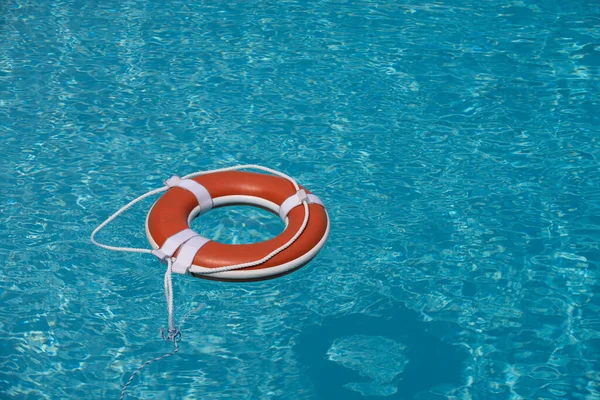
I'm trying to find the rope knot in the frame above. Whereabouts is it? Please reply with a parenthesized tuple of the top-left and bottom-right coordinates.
(161, 327, 182, 343)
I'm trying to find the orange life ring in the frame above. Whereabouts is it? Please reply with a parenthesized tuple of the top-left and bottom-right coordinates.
(145, 171, 329, 281)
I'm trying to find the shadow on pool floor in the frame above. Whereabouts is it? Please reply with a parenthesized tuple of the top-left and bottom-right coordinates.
(294, 304, 468, 399)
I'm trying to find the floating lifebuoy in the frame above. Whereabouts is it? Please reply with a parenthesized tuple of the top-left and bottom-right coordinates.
(145, 170, 330, 281)
(90, 166, 330, 396)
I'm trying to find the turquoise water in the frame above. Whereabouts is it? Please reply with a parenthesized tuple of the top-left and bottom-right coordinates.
(1, 0, 599, 398)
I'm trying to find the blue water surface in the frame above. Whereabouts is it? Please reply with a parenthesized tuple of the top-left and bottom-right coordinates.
(1, 0, 599, 398)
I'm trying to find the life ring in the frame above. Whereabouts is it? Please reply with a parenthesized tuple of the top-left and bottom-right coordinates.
(145, 170, 330, 281)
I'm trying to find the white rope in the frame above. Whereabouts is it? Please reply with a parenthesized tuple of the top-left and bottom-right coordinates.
(189, 201, 309, 275)
(90, 186, 167, 254)
(164, 259, 175, 332)
(119, 258, 183, 400)
(90, 165, 308, 270)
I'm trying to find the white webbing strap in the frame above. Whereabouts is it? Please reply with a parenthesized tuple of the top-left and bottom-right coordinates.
(165, 176, 213, 214)
(151, 228, 199, 260)
(171, 235, 211, 274)
(279, 189, 324, 221)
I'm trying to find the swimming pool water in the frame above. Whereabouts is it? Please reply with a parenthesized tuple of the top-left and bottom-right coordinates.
(1, 0, 599, 398)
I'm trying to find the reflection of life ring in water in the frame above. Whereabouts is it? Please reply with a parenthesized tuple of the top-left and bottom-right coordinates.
(145, 171, 330, 282)
(294, 306, 468, 399)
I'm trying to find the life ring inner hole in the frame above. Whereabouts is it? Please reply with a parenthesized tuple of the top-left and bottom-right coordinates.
(189, 197, 286, 245)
